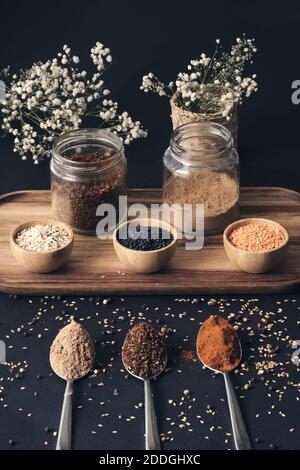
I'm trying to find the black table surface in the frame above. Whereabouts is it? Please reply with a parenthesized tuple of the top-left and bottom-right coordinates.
(0, 292, 299, 450)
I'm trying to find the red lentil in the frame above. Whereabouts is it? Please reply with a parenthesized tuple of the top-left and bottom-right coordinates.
(228, 223, 286, 252)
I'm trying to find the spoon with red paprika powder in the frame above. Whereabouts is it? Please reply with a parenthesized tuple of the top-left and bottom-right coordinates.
(196, 315, 252, 450)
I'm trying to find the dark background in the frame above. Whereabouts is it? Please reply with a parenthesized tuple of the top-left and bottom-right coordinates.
(0, 0, 299, 192)
(0, 0, 300, 453)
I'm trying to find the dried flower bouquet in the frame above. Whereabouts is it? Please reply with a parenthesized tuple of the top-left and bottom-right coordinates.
(141, 36, 257, 144)
(0, 43, 147, 164)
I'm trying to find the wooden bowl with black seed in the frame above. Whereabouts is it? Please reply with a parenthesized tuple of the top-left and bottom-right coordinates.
(10, 219, 74, 274)
(113, 218, 178, 273)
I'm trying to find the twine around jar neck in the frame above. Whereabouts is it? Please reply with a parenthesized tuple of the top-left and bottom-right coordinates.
(169, 121, 234, 167)
(52, 128, 124, 175)
(171, 84, 235, 121)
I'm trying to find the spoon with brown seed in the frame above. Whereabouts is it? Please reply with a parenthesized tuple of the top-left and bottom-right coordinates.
(196, 315, 252, 450)
(122, 322, 167, 450)
(50, 319, 95, 450)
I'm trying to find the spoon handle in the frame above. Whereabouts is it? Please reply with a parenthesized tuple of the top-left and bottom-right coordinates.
(223, 372, 252, 450)
(56, 380, 73, 450)
(144, 379, 161, 450)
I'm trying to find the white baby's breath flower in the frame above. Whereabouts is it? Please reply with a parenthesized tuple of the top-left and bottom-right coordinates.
(0, 43, 147, 163)
(140, 35, 257, 117)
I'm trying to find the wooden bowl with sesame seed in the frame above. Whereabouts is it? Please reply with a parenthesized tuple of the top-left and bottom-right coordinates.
(10, 219, 74, 273)
(223, 218, 289, 274)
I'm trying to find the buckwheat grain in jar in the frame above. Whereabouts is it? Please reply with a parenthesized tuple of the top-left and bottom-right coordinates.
(163, 122, 239, 235)
(51, 129, 127, 235)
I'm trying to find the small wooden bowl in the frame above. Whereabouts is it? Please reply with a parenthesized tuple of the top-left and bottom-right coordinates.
(113, 218, 178, 273)
(10, 219, 74, 273)
(223, 218, 289, 274)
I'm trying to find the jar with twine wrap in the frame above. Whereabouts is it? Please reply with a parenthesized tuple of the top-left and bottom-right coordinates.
(170, 91, 238, 148)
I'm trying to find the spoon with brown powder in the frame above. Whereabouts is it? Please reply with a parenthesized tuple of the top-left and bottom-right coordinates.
(122, 322, 167, 450)
(50, 318, 95, 450)
(196, 315, 252, 450)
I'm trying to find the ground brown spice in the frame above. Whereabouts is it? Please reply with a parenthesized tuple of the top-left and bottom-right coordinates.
(122, 322, 166, 379)
(179, 349, 197, 362)
(164, 171, 239, 235)
(197, 315, 240, 372)
(50, 319, 95, 381)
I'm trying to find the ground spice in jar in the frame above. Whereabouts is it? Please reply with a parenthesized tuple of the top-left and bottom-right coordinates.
(117, 224, 174, 251)
(164, 171, 239, 235)
(50, 318, 95, 381)
(122, 322, 166, 378)
(51, 150, 126, 234)
(15, 224, 70, 252)
(197, 315, 240, 372)
(228, 223, 286, 251)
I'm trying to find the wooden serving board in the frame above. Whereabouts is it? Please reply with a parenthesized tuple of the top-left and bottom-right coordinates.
(0, 187, 299, 295)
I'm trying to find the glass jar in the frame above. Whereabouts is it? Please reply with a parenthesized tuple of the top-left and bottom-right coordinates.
(163, 121, 239, 235)
(51, 129, 127, 235)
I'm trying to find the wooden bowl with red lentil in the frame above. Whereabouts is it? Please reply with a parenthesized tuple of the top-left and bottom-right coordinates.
(223, 218, 289, 273)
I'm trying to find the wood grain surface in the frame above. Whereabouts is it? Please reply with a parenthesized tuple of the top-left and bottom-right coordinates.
(0, 187, 299, 295)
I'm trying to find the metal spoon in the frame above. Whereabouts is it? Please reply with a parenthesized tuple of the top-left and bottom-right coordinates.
(50, 350, 95, 450)
(197, 330, 252, 450)
(122, 353, 167, 450)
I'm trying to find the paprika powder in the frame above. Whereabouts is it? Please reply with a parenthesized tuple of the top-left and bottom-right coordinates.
(197, 315, 240, 372)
